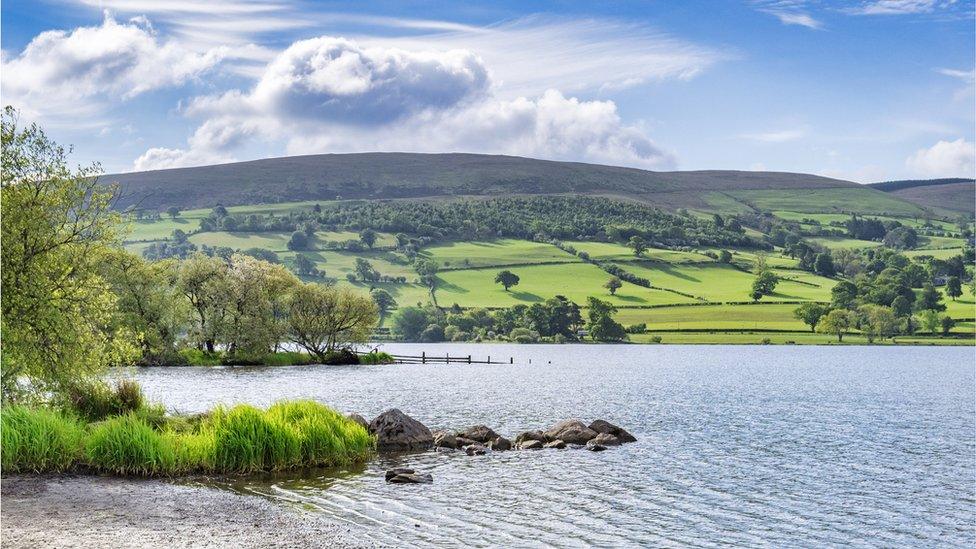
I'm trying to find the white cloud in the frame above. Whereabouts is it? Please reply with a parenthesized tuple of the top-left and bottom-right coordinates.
(846, 0, 941, 15)
(1, 13, 223, 120)
(134, 37, 676, 171)
(739, 128, 807, 142)
(906, 138, 975, 178)
(752, 1, 823, 29)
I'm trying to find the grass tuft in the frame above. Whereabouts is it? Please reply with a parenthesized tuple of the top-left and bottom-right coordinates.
(1, 406, 84, 473)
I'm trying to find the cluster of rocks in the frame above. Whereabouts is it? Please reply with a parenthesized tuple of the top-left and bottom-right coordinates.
(354, 410, 637, 483)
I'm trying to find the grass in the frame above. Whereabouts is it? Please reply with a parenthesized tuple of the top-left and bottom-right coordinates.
(727, 188, 925, 216)
(904, 247, 967, 260)
(613, 303, 811, 331)
(435, 262, 694, 308)
(280, 249, 415, 279)
(628, 330, 974, 345)
(421, 239, 578, 269)
(807, 236, 883, 250)
(563, 241, 712, 263)
(0, 399, 374, 476)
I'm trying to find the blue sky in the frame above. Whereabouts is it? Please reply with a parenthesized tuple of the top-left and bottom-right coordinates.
(2, 0, 973, 181)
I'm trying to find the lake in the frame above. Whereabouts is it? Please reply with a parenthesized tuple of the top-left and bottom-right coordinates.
(132, 344, 976, 547)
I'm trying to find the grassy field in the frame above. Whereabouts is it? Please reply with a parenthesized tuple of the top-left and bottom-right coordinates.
(421, 239, 578, 269)
(628, 330, 973, 345)
(807, 236, 883, 250)
(435, 262, 694, 308)
(563, 241, 712, 263)
(904, 247, 967, 259)
(614, 303, 807, 330)
(615, 262, 833, 302)
(727, 188, 925, 216)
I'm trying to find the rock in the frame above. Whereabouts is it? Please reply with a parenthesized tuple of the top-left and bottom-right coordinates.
(458, 425, 500, 444)
(345, 413, 369, 430)
(543, 439, 567, 449)
(432, 430, 458, 449)
(519, 439, 544, 450)
(586, 443, 607, 452)
(545, 420, 598, 445)
(385, 468, 433, 484)
(590, 433, 620, 446)
(456, 437, 479, 447)
(464, 444, 488, 456)
(514, 430, 547, 445)
(368, 409, 433, 452)
(588, 420, 637, 443)
(488, 436, 512, 451)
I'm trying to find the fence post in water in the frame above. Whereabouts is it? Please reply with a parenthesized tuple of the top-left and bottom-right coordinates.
(422, 351, 426, 364)
(468, 355, 471, 364)
(510, 357, 513, 364)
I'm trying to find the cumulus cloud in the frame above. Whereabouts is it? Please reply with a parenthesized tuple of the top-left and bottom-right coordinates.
(1, 13, 223, 120)
(905, 138, 975, 178)
(135, 37, 675, 171)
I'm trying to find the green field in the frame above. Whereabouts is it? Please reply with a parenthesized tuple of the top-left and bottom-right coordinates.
(614, 303, 807, 330)
(435, 262, 693, 308)
(807, 236, 882, 250)
(904, 247, 967, 259)
(628, 330, 973, 345)
(422, 239, 578, 269)
(564, 241, 712, 263)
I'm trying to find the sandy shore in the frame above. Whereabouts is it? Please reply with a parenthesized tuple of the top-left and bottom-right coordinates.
(1, 475, 371, 548)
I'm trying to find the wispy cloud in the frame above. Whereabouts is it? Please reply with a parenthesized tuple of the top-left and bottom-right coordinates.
(752, 1, 823, 29)
(739, 127, 808, 142)
(842, 0, 971, 16)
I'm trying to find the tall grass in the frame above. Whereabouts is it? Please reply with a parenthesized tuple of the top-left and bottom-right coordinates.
(1, 406, 84, 473)
(1, 399, 374, 476)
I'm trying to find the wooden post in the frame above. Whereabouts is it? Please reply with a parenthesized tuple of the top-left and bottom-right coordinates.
(488, 355, 491, 363)
(467, 355, 471, 364)
(422, 351, 426, 364)
(510, 357, 513, 364)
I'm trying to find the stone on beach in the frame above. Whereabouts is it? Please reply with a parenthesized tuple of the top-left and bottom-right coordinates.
(545, 420, 598, 445)
(369, 409, 433, 452)
(588, 420, 637, 443)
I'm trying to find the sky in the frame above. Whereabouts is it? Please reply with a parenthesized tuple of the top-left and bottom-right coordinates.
(1, 0, 973, 182)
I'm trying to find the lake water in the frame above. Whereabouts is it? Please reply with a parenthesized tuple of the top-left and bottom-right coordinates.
(132, 344, 976, 547)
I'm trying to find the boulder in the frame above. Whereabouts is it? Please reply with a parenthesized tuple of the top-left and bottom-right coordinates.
(514, 430, 547, 445)
(456, 436, 479, 447)
(545, 420, 598, 445)
(385, 468, 433, 484)
(432, 430, 458, 449)
(590, 433, 620, 447)
(543, 439, 567, 449)
(588, 420, 637, 443)
(458, 425, 500, 444)
(519, 439, 544, 450)
(368, 409, 433, 452)
(464, 444, 488, 456)
(345, 413, 369, 430)
(586, 441, 607, 452)
(488, 436, 512, 451)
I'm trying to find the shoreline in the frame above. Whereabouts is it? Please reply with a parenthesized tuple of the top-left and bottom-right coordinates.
(0, 475, 370, 549)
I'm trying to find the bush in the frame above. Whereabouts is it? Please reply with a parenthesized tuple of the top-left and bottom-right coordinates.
(179, 348, 222, 366)
(86, 414, 176, 475)
(420, 324, 445, 342)
(207, 405, 302, 473)
(64, 380, 148, 422)
(357, 351, 394, 365)
(649, 335, 663, 343)
(626, 323, 647, 334)
(509, 327, 540, 343)
(1, 406, 84, 472)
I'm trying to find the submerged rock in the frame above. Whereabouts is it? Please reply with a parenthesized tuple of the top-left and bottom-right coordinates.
(456, 436, 479, 447)
(585, 440, 608, 452)
(369, 409, 433, 452)
(458, 425, 500, 444)
(385, 468, 433, 484)
(345, 413, 369, 430)
(588, 420, 636, 443)
(545, 420, 598, 445)
(488, 436, 512, 451)
(464, 444, 488, 456)
(432, 430, 458, 449)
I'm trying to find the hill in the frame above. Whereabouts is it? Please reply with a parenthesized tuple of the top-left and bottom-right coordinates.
(868, 178, 975, 216)
(104, 152, 878, 212)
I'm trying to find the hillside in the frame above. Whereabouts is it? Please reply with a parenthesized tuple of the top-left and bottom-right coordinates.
(868, 178, 975, 216)
(105, 153, 880, 212)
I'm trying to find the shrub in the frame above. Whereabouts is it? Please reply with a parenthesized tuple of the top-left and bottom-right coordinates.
(358, 352, 394, 365)
(626, 323, 647, 334)
(649, 335, 663, 343)
(207, 405, 302, 473)
(179, 348, 222, 366)
(1, 406, 84, 472)
(509, 327, 540, 343)
(266, 401, 373, 466)
(86, 414, 176, 475)
(64, 380, 148, 421)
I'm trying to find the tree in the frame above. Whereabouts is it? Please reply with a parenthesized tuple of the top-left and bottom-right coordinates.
(171, 229, 188, 243)
(359, 228, 377, 249)
(166, 206, 181, 219)
(718, 250, 733, 263)
(292, 254, 319, 277)
(414, 258, 439, 289)
(371, 288, 397, 320)
(176, 254, 230, 353)
(831, 280, 860, 309)
(817, 309, 853, 342)
(354, 258, 380, 282)
(857, 304, 898, 343)
(391, 306, 433, 341)
(242, 248, 280, 264)
(750, 270, 779, 302)
(917, 283, 946, 312)
(222, 254, 299, 355)
(586, 297, 627, 341)
(940, 316, 956, 336)
(813, 253, 835, 277)
(1, 107, 138, 397)
(793, 303, 829, 332)
(628, 236, 647, 257)
(604, 276, 622, 295)
(287, 284, 377, 361)
(919, 309, 941, 335)
(287, 230, 309, 250)
(946, 276, 962, 301)
(495, 270, 520, 291)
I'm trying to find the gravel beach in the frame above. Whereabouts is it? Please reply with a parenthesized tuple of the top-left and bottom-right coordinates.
(1, 475, 370, 548)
